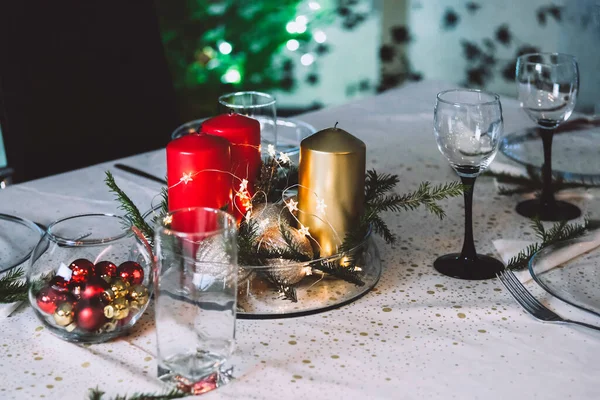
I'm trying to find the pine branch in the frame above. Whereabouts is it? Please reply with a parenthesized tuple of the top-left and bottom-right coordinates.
(0, 267, 28, 303)
(278, 221, 312, 262)
(365, 170, 399, 203)
(507, 218, 589, 270)
(87, 387, 186, 400)
(260, 272, 298, 302)
(160, 186, 168, 216)
(311, 259, 365, 286)
(105, 171, 155, 244)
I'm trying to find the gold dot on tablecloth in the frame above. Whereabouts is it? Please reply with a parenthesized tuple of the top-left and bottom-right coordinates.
(457, 313, 466, 318)
(81, 362, 90, 368)
(288, 341, 297, 345)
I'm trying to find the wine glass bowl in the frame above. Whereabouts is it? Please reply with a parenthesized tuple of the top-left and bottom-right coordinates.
(433, 89, 505, 280)
(434, 89, 503, 176)
(514, 52, 581, 221)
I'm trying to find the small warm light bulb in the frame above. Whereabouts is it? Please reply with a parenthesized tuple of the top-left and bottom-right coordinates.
(313, 30, 326, 43)
(286, 39, 300, 51)
(218, 41, 232, 55)
(301, 53, 315, 66)
(221, 68, 241, 84)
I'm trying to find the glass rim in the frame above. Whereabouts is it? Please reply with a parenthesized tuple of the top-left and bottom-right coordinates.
(516, 52, 578, 66)
(157, 206, 237, 239)
(218, 91, 276, 108)
(46, 213, 131, 246)
(436, 89, 500, 107)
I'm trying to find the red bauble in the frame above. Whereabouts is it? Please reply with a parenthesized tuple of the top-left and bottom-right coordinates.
(80, 276, 110, 301)
(116, 261, 144, 285)
(49, 276, 69, 292)
(68, 258, 94, 283)
(68, 280, 85, 298)
(36, 287, 74, 314)
(95, 261, 117, 282)
(74, 299, 107, 332)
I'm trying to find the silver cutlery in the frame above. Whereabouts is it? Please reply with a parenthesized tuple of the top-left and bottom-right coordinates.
(113, 163, 166, 185)
(496, 268, 600, 332)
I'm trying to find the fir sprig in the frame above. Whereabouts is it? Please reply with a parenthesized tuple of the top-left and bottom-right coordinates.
(341, 175, 464, 251)
(0, 267, 28, 303)
(311, 260, 365, 286)
(506, 218, 589, 270)
(105, 171, 154, 244)
(87, 387, 186, 400)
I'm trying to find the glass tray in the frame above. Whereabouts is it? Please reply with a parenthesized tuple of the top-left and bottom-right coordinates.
(500, 122, 600, 181)
(143, 206, 382, 319)
(529, 232, 600, 317)
(0, 213, 44, 272)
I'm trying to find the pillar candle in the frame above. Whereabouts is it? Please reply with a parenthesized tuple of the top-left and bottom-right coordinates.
(201, 113, 261, 218)
(166, 132, 231, 214)
(298, 124, 366, 257)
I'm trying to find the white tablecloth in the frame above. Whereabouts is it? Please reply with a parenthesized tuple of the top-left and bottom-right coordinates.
(1, 80, 600, 400)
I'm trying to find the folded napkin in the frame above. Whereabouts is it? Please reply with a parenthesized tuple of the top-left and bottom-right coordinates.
(493, 228, 600, 283)
(0, 301, 22, 319)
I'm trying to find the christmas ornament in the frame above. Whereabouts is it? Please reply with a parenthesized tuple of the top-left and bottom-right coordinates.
(68, 258, 95, 283)
(265, 259, 311, 286)
(298, 124, 366, 256)
(257, 225, 314, 260)
(68, 280, 85, 299)
(36, 287, 74, 314)
(116, 261, 144, 285)
(95, 261, 117, 282)
(251, 202, 294, 236)
(80, 276, 110, 301)
(109, 278, 130, 298)
(75, 299, 107, 332)
(49, 276, 69, 291)
(53, 301, 75, 327)
(101, 319, 119, 333)
(128, 284, 149, 308)
(104, 297, 130, 320)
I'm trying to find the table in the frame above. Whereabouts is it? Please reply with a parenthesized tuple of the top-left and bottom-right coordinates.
(1, 80, 600, 400)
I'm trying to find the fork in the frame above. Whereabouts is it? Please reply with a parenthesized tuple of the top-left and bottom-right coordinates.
(496, 269, 600, 332)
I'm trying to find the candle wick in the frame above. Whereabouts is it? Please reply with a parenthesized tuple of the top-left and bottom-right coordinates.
(334, 121, 339, 129)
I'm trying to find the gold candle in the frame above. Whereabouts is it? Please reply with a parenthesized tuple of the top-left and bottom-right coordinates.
(298, 123, 366, 256)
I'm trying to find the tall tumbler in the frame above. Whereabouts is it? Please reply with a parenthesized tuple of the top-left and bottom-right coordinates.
(154, 207, 238, 395)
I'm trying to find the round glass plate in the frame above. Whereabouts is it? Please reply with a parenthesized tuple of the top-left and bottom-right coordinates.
(142, 206, 382, 319)
(171, 116, 317, 162)
(529, 232, 600, 317)
(500, 122, 600, 181)
(0, 213, 44, 272)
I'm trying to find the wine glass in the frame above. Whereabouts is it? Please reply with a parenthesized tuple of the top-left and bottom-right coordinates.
(433, 89, 505, 280)
(515, 53, 580, 221)
(218, 91, 277, 158)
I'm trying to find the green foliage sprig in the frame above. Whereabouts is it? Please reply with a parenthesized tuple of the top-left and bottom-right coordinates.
(87, 387, 186, 400)
(483, 166, 600, 196)
(341, 172, 464, 251)
(0, 267, 28, 303)
(105, 171, 154, 244)
(506, 218, 589, 270)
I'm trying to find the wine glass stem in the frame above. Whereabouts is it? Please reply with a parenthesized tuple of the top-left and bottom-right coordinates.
(459, 175, 477, 262)
(540, 130, 556, 207)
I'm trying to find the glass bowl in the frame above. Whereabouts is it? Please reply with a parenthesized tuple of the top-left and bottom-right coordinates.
(27, 213, 153, 343)
(143, 205, 381, 319)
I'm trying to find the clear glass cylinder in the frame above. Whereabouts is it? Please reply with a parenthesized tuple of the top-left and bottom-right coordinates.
(154, 207, 238, 395)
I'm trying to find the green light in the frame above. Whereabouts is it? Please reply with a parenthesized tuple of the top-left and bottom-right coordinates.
(222, 68, 241, 84)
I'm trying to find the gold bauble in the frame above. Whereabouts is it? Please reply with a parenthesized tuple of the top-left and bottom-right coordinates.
(104, 297, 130, 320)
(53, 301, 74, 326)
(251, 202, 294, 236)
(109, 278, 130, 299)
(129, 284, 149, 307)
(298, 124, 366, 256)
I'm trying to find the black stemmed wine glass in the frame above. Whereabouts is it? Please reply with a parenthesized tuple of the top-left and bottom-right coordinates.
(433, 89, 505, 280)
(514, 53, 580, 221)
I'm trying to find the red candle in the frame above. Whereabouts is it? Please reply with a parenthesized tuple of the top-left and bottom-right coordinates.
(201, 113, 261, 218)
(166, 132, 232, 214)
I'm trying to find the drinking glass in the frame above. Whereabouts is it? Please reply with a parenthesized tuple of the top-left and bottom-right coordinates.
(515, 52, 580, 221)
(218, 91, 277, 158)
(154, 207, 238, 395)
(433, 89, 505, 280)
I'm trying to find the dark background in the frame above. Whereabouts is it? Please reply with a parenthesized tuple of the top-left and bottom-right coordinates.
(0, 1, 180, 183)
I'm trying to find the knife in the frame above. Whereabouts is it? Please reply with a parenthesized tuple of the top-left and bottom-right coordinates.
(113, 164, 166, 185)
